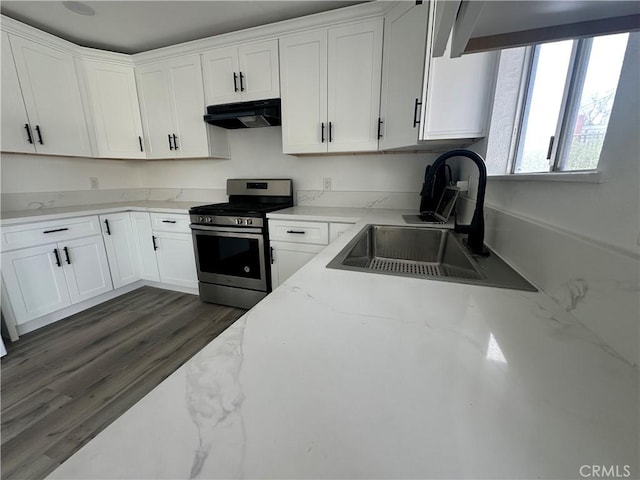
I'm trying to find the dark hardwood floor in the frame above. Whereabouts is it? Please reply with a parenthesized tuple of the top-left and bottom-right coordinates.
(0, 286, 245, 480)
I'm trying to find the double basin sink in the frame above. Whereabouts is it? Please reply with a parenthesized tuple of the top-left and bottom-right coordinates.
(327, 225, 536, 292)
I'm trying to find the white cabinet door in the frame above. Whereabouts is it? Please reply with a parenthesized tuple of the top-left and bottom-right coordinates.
(101, 212, 140, 288)
(130, 212, 160, 282)
(379, 2, 430, 150)
(238, 40, 280, 102)
(1, 243, 72, 324)
(270, 241, 324, 289)
(280, 30, 328, 154)
(202, 46, 240, 105)
(168, 55, 210, 158)
(154, 232, 197, 289)
(9, 35, 92, 157)
(1, 31, 35, 154)
(83, 60, 145, 158)
(421, 36, 498, 140)
(136, 62, 175, 158)
(61, 235, 113, 304)
(327, 19, 383, 153)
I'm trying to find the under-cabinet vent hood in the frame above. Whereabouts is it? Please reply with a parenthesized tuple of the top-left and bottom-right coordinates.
(203, 98, 281, 129)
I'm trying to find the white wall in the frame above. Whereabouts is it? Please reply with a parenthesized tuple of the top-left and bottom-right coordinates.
(0, 153, 142, 193)
(138, 127, 435, 193)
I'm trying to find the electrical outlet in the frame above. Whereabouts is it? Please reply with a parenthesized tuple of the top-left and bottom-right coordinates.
(89, 177, 99, 190)
(323, 177, 332, 191)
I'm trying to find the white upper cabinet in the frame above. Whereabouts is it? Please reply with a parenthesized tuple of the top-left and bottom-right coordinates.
(1, 31, 35, 154)
(280, 19, 383, 154)
(137, 55, 219, 159)
(378, 2, 430, 150)
(279, 29, 328, 154)
(420, 32, 498, 141)
(82, 59, 145, 159)
(202, 39, 280, 105)
(9, 34, 92, 157)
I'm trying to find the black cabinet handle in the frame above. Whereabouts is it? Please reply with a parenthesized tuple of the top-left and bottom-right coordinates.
(328, 121, 333, 142)
(321, 122, 325, 143)
(239, 72, 245, 92)
(413, 99, 422, 127)
(104, 219, 111, 235)
(138, 136, 143, 152)
(53, 248, 61, 267)
(162, 220, 177, 224)
(377, 118, 383, 139)
(233, 72, 239, 92)
(168, 134, 174, 150)
(43, 227, 69, 234)
(63, 246, 71, 265)
(35, 125, 43, 144)
(286, 230, 306, 234)
(25, 124, 33, 144)
(270, 246, 274, 264)
(172, 134, 178, 150)
(152, 235, 158, 251)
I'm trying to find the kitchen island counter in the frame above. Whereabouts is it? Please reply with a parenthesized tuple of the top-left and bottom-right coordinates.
(48, 209, 638, 479)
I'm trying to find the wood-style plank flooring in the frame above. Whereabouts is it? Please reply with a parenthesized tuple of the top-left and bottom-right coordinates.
(0, 286, 245, 480)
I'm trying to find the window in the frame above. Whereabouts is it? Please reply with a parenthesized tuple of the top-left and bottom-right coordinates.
(512, 33, 629, 174)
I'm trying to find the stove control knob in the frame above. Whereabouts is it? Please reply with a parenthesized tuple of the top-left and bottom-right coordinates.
(246, 219, 253, 225)
(198, 216, 205, 223)
(236, 218, 243, 225)
(206, 217, 213, 223)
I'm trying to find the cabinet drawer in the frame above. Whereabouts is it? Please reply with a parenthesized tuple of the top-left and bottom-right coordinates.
(150, 213, 191, 233)
(1, 216, 101, 252)
(268, 220, 329, 245)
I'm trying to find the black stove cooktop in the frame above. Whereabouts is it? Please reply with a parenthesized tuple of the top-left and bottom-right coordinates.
(190, 201, 292, 217)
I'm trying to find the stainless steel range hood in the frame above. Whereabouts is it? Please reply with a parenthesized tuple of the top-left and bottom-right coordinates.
(203, 98, 281, 129)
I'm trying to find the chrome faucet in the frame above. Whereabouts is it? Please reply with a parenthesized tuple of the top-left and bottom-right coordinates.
(424, 149, 489, 256)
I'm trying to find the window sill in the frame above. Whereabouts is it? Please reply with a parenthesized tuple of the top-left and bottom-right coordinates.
(488, 171, 603, 184)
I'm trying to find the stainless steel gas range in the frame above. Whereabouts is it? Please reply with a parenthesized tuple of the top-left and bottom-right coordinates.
(189, 179, 293, 309)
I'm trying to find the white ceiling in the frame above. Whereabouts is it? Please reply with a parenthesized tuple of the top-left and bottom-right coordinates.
(0, 1, 368, 54)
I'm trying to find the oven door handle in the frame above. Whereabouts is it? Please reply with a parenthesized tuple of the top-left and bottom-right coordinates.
(190, 225, 262, 235)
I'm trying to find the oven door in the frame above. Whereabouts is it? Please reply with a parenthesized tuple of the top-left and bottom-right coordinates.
(191, 225, 267, 291)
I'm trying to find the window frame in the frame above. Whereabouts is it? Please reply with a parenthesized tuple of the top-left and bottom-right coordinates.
(510, 35, 613, 175)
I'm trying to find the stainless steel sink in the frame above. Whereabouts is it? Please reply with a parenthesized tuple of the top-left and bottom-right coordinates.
(327, 225, 537, 291)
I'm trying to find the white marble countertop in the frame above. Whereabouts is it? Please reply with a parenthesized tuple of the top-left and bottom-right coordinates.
(0, 201, 206, 225)
(49, 209, 638, 479)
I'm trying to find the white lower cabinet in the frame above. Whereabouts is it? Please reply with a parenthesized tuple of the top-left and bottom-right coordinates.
(130, 211, 160, 282)
(100, 212, 141, 288)
(153, 232, 198, 289)
(1, 235, 112, 325)
(268, 219, 354, 289)
(270, 241, 324, 289)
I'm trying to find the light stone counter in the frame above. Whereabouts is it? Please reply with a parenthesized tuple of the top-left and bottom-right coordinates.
(0, 201, 206, 226)
(48, 209, 639, 479)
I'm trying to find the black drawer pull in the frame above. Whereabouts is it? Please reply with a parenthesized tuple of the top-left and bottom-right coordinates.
(162, 220, 177, 224)
(35, 125, 43, 144)
(43, 228, 69, 234)
(152, 235, 158, 251)
(413, 98, 422, 127)
(63, 246, 71, 264)
(104, 219, 111, 235)
(286, 230, 306, 234)
(25, 124, 33, 144)
(53, 248, 61, 267)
